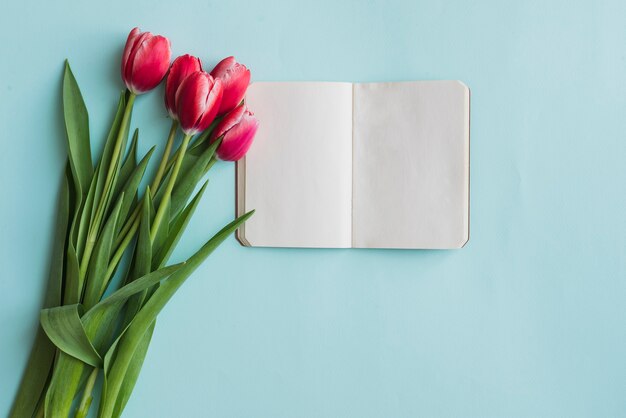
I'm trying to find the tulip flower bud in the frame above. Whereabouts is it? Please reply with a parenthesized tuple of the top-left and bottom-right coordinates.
(210, 56, 251, 115)
(164, 54, 203, 119)
(210, 103, 259, 161)
(175, 71, 223, 135)
(121, 27, 171, 94)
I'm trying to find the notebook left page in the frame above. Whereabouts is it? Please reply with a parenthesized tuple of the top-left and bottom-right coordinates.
(237, 82, 353, 248)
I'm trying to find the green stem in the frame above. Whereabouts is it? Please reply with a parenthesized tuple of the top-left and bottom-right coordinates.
(79, 93, 136, 286)
(150, 134, 191, 242)
(151, 119, 178, 196)
(75, 368, 98, 418)
(114, 119, 178, 248)
(164, 116, 221, 173)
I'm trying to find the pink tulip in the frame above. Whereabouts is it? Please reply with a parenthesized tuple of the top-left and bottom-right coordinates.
(210, 56, 251, 115)
(121, 27, 171, 94)
(164, 54, 203, 119)
(175, 71, 223, 135)
(210, 103, 259, 161)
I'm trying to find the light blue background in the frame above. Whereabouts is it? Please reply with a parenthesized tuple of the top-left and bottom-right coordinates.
(1, 0, 625, 417)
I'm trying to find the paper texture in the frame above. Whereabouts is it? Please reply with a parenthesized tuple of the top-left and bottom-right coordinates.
(352, 81, 470, 248)
(237, 80, 470, 249)
(239, 82, 353, 247)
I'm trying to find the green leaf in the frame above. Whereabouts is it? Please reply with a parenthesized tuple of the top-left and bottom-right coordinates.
(153, 181, 208, 269)
(82, 193, 124, 309)
(75, 167, 98, 259)
(115, 129, 139, 198)
(81, 264, 183, 353)
(9, 170, 71, 418)
(44, 353, 89, 418)
(63, 60, 93, 198)
(92, 94, 134, 238)
(123, 191, 154, 325)
(40, 304, 102, 368)
(41, 264, 182, 417)
(100, 210, 254, 418)
(94, 92, 126, 213)
(67, 164, 84, 256)
(117, 146, 155, 233)
(64, 240, 81, 304)
(111, 321, 155, 418)
(188, 116, 221, 155)
(85, 264, 184, 317)
(170, 138, 221, 218)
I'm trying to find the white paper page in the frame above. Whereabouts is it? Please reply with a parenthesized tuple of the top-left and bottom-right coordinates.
(352, 81, 470, 249)
(238, 82, 353, 247)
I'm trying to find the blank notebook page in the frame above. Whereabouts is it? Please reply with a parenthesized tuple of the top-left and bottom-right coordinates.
(241, 82, 353, 248)
(352, 81, 470, 249)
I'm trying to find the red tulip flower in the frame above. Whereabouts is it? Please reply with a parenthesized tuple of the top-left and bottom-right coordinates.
(175, 71, 223, 135)
(164, 54, 203, 119)
(210, 56, 251, 115)
(210, 103, 259, 161)
(121, 27, 171, 94)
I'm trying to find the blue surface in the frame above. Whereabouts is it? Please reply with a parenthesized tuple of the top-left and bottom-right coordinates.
(1, 1, 625, 417)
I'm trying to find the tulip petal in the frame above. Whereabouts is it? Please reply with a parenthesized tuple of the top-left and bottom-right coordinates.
(217, 112, 259, 161)
(123, 31, 151, 89)
(165, 55, 202, 118)
(211, 56, 251, 115)
(121, 28, 141, 83)
(196, 78, 223, 133)
(210, 56, 236, 77)
(211, 104, 245, 141)
(176, 72, 208, 135)
(130, 35, 171, 94)
(176, 72, 224, 135)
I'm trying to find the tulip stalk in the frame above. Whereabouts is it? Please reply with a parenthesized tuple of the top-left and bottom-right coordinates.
(151, 119, 178, 195)
(114, 118, 180, 248)
(150, 133, 191, 242)
(75, 368, 98, 418)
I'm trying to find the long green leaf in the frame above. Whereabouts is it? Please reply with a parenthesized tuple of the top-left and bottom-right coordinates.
(118, 146, 155, 231)
(94, 92, 126, 213)
(99, 210, 254, 418)
(95, 95, 133, 235)
(40, 62, 93, 418)
(115, 129, 139, 199)
(85, 264, 184, 317)
(65, 241, 81, 304)
(188, 117, 221, 155)
(9, 170, 71, 418)
(122, 191, 154, 328)
(63, 60, 92, 197)
(80, 264, 183, 354)
(153, 181, 208, 269)
(111, 321, 155, 418)
(170, 137, 221, 218)
(75, 166, 98, 259)
(82, 194, 124, 309)
(44, 353, 89, 418)
(40, 305, 102, 368)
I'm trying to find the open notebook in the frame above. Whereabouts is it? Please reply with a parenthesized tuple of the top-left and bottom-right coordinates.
(236, 81, 470, 249)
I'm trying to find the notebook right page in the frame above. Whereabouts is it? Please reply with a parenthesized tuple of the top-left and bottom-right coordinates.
(352, 81, 470, 249)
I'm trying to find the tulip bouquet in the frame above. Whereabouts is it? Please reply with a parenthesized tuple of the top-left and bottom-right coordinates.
(10, 28, 258, 418)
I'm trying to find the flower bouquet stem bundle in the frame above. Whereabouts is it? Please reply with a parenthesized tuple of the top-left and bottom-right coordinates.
(10, 28, 258, 418)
